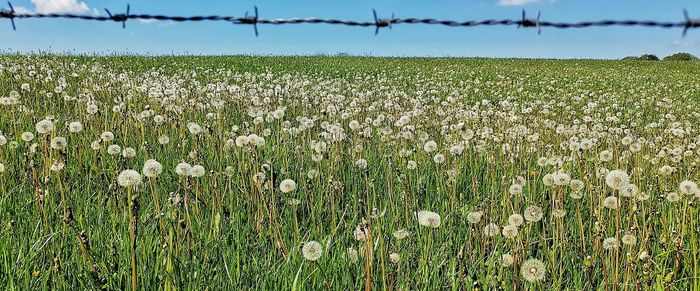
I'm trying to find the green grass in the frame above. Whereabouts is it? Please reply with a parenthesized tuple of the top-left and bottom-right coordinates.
(0, 55, 699, 290)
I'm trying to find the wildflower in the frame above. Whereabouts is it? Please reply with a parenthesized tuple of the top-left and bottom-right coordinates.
(620, 184, 638, 198)
(466, 211, 482, 224)
(353, 224, 369, 241)
(666, 192, 681, 203)
(355, 158, 368, 169)
(107, 144, 121, 155)
(389, 253, 400, 264)
(279, 179, 297, 193)
(416, 210, 441, 228)
(122, 147, 136, 158)
(21, 132, 35, 142)
(508, 214, 524, 227)
(605, 169, 629, 190)
(602, 237, 618, 250)
(500, 254, 514, 267)
(433, 153, 445, 164)
(569, 179, 584, 192)
(622, 234, 637, 246)
(347, 247, 359, 263)
(68, 121, 83, 133)
(484, 223, 500, 237)
(509, 184, 523, 195)
(599, 150, 613, 162)
(392, 229, 411, 240)
(302, 241, 323, 261)
(423, 140, 437, 153)
(502, 224, 519, 239)
(117, 170, 142, 188)
(101, 131, 115, 142)
(175, 162, 192, 176)
(50, 137, 67, 150)
(406, 160, 417, 170)
(50, 162, 64, 172)
(679, 180, 698, 196)
(190, 165, 205, 177)
(158, 135, 170, 145)
(520, 259, 546, 283)
(36, 119, 54, 134)
(142, 159, 163, 178)
(603, 196, 619, 209)
(524, 205, 543, 222)
(187, 122, 203, 135)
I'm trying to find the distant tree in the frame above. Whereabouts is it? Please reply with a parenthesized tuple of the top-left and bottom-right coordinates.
(622, 56, 640, 61)
(639, 54, 660, 61)
(663, 52, 698, 61)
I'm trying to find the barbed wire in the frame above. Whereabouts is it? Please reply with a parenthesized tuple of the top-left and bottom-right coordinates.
(2, 3, 700, 37)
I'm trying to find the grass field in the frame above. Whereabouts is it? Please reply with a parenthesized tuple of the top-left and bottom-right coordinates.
(1, 55, 699, 290)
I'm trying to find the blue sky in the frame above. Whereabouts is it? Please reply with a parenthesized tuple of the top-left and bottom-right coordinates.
(1, 0, 699, 58)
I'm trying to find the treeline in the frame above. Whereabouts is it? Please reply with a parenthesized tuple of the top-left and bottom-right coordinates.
(623, 52, 698, 61)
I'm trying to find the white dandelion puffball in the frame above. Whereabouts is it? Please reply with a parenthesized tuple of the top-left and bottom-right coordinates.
(158, 135, 170, 145)
(142, 159, 163, 178)
(122, 147, 136, 158)
(187, 122, 203, 135)
(679, 180, 698, 195)
(622, 234, 637, 246)
(21, 132, 35, 142)
(416, 210, 441, 228)
(190, 165, 205, 177)
(392, 229, 411, 240)
(354, 158, 368, 169)
(36, 119, 54, 134)
(521, 259, 546, 283)
(484, 223, 500, 237)
(117, 170, 142, 188)
(302, 241, 323, 261)
(500, 254, 514, 267)
(0, 163, 5, 173)
(406, 160, 417, 170)
(605, 169, 630, 190)
(602, 237, 618, 250)
(68, 121, 83, 133)
(346, 248, 359, 263)
(50, 137, 67, 150)
(502, 224, 519, 239)
(524, 205, 543, 222)
(467, 211, 482, 224)
(508, 214, 524, 227)
(175, 162, 192, 176)
(279, 179, 297, 193)
(509, 184, 523, 195)
(107, 144, 121, 155)
(423, 140, 438, 153)
(433, 153, 445, 164)
(101, 131, 115, 142)
(389, 253, 401, 264)
(603, 196, 619, 209)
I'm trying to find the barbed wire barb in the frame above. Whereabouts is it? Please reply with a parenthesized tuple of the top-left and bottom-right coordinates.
(373, 9, 394, 35)
(683, 9, 700, 37)
(237, 6, 259, 36)
(0, 1, 16, 30)
(104, 4, 129, 29)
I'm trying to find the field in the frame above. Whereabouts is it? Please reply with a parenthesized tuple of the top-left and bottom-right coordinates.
(0, 55, 699, 290)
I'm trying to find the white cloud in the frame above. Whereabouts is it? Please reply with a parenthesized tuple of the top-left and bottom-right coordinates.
(13, 6, 35, 14)
(497, 0, 546, 6)
(672, 40, 698, 48)
(28, 0, 98, 14)
(138, 19, 158, 24)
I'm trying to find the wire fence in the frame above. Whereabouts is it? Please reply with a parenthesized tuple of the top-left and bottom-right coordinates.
(1, 3, 699, 36)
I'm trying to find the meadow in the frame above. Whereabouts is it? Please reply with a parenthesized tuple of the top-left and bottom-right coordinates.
(0, 55, 699, 290)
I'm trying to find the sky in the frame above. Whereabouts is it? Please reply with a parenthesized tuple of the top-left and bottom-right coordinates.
(1, 0, 699, 59)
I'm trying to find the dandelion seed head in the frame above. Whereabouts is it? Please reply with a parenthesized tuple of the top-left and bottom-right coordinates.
(302, 241, 323, 261)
